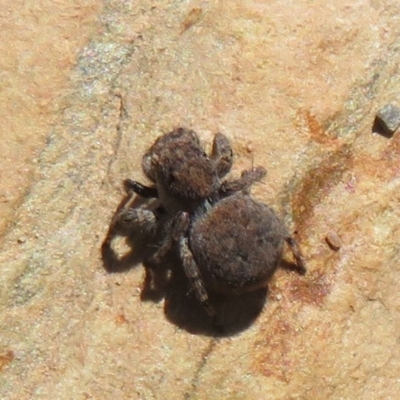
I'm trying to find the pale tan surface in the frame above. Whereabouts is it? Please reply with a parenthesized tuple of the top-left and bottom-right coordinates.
(0, 0, 102, 234)
(1, 1, 400, 399)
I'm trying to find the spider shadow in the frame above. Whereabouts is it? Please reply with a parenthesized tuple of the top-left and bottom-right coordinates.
(162, 257, 304, 336)
(280, 258, 307, 275)
(163, 261, 269, 337)
(101, 192, 269, 337)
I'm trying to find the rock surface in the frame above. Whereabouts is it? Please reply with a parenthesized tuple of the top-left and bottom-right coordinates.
(1, 1, 400, 399)
(375, 103, 400, 137)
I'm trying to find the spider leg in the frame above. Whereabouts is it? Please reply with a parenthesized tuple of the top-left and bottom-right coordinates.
(124, 178, 158, 198)
(103, 186, 158, 248)
(103, 207, 159, 254)
(115, 208, 158, 234)
(210, 133, 233, 178)
(174, 212, 216, 317)
(220, 166, 267, 197)
(150, 218, 174, 264)
(180, 237, 216, 317)
(285, 236, 307, 275)
(101, 187, 161, 271)
(150, 207, 192, 264)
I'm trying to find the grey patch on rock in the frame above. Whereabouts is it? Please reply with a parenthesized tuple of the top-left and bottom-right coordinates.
(374, 104, 400, 137)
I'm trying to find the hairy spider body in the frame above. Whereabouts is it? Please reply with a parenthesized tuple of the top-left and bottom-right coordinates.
(189, 194, 289, 294)
(104, 127, 306, 322)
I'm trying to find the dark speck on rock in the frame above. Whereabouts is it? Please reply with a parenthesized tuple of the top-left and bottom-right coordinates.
(375, 104, 400, 137)
(325, 231, 341, 251)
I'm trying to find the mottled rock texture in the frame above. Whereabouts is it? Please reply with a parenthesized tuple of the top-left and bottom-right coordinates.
(1, 1, 400, 399)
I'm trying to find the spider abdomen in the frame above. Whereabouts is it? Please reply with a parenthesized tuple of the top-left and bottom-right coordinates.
(190, 193, 286, 294)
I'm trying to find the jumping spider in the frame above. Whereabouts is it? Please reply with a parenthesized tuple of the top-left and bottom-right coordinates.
(104, 128, 306, 322)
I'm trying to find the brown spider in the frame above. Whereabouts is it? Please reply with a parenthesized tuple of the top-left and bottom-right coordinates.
(103, 128, 306, 323)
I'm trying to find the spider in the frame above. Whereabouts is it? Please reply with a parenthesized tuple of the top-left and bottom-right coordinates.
(103, 128, 306, 321)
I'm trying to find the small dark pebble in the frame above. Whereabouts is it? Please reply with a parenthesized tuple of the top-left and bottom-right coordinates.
(375, 104, 400, 137)
(326, 231, 341, 251)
